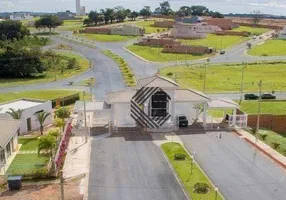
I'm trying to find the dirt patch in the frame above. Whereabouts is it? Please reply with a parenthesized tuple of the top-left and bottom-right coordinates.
(0, 179, 83, 200)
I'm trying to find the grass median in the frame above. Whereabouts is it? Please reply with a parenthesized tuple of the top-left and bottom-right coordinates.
(102, 50, 136, 87)
(162, 142, 223, 200)
(76, 33, 137, 42)
(160, 62, 286, 93)
(248, 39, 286, 56)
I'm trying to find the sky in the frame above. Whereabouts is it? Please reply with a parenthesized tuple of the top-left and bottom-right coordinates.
(0, 0, 285, 15)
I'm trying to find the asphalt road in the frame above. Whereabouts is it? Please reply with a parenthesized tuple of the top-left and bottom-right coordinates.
(178, 131, 286, 200)
(88, 132, 188, 200)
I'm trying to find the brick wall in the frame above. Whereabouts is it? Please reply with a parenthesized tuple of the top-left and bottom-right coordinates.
(216, 30, 250, 36)
(237, 22, 283, 30)
(162, 45, 209, 55)
(207, 18, 238, 30)
(247, 114, 286, 133)
(152, 21, 175, 28)
(84, 27, 111, 34)
(135, 37, 181, 47)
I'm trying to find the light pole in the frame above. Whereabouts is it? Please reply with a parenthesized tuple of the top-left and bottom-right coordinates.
(215, 187, 218, 200)
(203, 63, 207, 93)
(83, 91, 88, 143)
(255, 80, 262, 142)
(239, 62, 245, 105)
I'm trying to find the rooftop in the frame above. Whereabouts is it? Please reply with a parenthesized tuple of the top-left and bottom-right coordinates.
(207, 98, 239, 109)
(0, 99, 46, 113)
(0, 118, 20, 148)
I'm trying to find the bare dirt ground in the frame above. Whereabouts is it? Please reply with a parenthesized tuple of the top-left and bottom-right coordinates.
(0, 179, 83, 200)
(227, 17, 286, 27)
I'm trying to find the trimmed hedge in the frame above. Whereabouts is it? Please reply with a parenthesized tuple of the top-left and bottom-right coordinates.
(51, 93, 80, 108)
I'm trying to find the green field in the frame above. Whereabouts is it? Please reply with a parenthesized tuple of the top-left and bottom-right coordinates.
(248, 39, 286, 56)
(126, 45, 209, 62)
(160, 62, 286, 92)
(180, 34, 249, 49)
(18, 137, 40, 151)
(162, 142, 223, 200)
(0, 52, 90, 88)
(6, 154, 50, 175)
(58, 19, 85, 31)
(76, 33, 137, 42)
(135, 20, 168, 34)
(231, 26, 270, 35)
(0, 90, 81, 103)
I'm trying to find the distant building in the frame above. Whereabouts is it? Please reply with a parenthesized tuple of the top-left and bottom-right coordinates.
(76, 0, 85, 16)
(84, 24, 145, 36)
(9, 12, 33, 21)
(206, 18, 239, 30)
(278, 26, 286, 39)
(57, 10, 75, 20)
(170, 22, 221, 39)
(175, 16, 203, 24)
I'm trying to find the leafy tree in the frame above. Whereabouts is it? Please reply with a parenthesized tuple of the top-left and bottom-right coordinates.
(139, 6, 151, 18)
(0, 20, 30, 41)
(175, 9, 185, 17)
(38, 135, 56, 156)
(128, 11, 139, 21)
(67, 57, 79, 69)
(210, 11, 224, 18)
(55, 107, 70, 121)
(178, 6, 191, 16)
(190, 5, 209, 16)
(35, 15, 63, 34)
(114, 6, 128, 22)
(87, 10, 100, 25)
(251, 10, 263, 26)
(53, 118, 65, 132)
(43, 50, 61, 81)
(35, 111, 51, 135)
(6, 108, 23, 119)
(158, 1, 173, 16)
(101, 8, 115, 24)
(83, 18, 93, 26)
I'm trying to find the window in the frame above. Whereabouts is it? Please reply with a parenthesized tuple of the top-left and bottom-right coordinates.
(0, 150, 5, 162)
(150, 91, 169, 117)
(6, 143, 11, 157)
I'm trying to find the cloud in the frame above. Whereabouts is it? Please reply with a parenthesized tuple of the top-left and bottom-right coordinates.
(243, 0, 286, 9)
(0, 0, 15, 8)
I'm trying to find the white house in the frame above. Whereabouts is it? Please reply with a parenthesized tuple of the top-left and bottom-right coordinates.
(278, 26, 286, 40)
(9, 13, 33, 21)
(0, 99, 53, 135)
(170, 22, 222, 39)
(0, 118, 20, 173)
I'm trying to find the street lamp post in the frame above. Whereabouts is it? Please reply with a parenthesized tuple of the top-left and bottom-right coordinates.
(255, 80, 262, 142)
(215, 187, 218, 200)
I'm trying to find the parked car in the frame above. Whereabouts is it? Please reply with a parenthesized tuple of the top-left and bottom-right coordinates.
(261, 93, 276, 99)
(252, 36, 257, 39)
(244, 93, 259, 100)
(176, 115, 189, 127)
(220, 50, 225, 55)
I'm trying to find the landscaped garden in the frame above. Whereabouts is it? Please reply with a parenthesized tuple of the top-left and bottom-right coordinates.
(162, 142, 223, 200)
(160, 62, 286, 92)
(231, 26, 270, 35)
(248, 39, 286, 56)
(102, 50, 136, 86)
(76, 33, 137, 42)
(180, 34, 249, 49)
(126, 45, 209, 62)
(135, 20, 168, 34)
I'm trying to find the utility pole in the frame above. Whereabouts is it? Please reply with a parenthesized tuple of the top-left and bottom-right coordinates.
(60, 170, 64, 200)
(255, 80, 262, 142)
(239, 62, 245, 105)
(203, 63, 207, 93)
(185, 41, 188, 66)
(83, 91, 88, 143)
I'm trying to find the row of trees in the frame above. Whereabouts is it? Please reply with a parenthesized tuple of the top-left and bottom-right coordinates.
(0, 20, 30, 41)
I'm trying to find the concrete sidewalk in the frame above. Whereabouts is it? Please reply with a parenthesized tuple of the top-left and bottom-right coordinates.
(63, 136, 90, 179)
(234, 129, 286, 169)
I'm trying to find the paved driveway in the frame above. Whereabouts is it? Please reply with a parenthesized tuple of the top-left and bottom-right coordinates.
(88, 132, 188, 200)
(178, 131, 286, 200)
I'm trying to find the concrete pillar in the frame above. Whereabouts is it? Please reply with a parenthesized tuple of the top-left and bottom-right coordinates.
(195, 106, 200, 120)
(203, 103, 207, 127)
(232, 109, 237, 127)
(111, 104, 115, 127)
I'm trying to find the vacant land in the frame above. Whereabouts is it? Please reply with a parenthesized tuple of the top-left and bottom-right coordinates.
(231, 26, 270, 35)
(248, 39, 286, 56)
(76, 33, 137, 42)
(0, 90, 81, 103)
(58, 19, 85, 31)
(180, 34, 249, 49)
(0, 52, 90, 88)
(135, 20, 168, 33)
(162, 142, 223, 200)
(160, 62, 286, 92)
(126, 45, 209, 62)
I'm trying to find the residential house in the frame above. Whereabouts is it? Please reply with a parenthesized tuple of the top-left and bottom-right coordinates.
(0, 99, 53, 135)
(207, 18, 239, 30)
(0, 119, 20, 171)
(56, 11, 75, 20)
(110, 24, 145, 36)
(135, 35, 181, 47)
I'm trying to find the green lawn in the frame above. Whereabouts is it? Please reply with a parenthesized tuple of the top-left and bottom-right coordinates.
(180, 34, 249, 49)
(162, 142, 223, 200)
(240, 100, 286, 115)
(248, 39, 286, 56)
(135, 20, 168, 34)
(18, 137, 40, 151)
(126, 45, 209, 62)
(0, 52, 90, 88)
(0, 90, 81, 103)
(160, 62, 286, 92)
(76, 33, 137, 42)
(231, 26, 270, 35)
(58, 19, 85, 31)
(6, 154, 50, 175)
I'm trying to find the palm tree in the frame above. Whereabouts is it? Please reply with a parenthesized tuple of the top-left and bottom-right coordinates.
(35, 111, 51, 135)
(6, 108, 23, 119)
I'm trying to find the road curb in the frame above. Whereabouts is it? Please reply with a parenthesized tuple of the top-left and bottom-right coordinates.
(233, 130, 286, 170)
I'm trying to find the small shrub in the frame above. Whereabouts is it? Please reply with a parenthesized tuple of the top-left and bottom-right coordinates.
(174, 153, 186, 160)
(260, 133, 268, 141)
(194, 183, 209, 194)
(262, 53, 268, 56)
(166, 72, 173, 76)
(272, 142, 280, 149)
